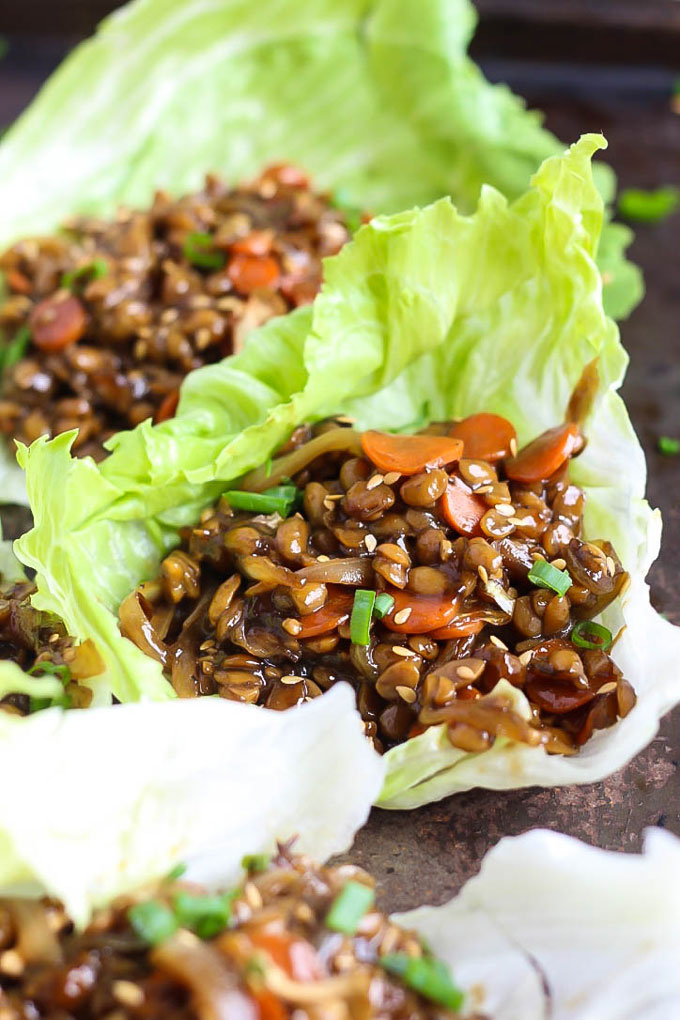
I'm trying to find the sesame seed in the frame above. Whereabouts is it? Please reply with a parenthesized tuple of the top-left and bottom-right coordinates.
(365, 534, 377, 553)
(508, 517, 523, 527)
(244, 882, 263, 910)
(282, 617, 303, 636)
(48, 632, 60, 644)
(490, 635, 508, 650)
(160, 308, 179, 324)
(606, 556, 616, 576)
(456, 665, 477, 681)
(598, 681, 618, 695)
(383, 471, 401, 485)
(366, 474, 384, 490)
(393, 607, 412, 625)
(317, 555, 330, 562)
(475, 484, 494, 494)
(335, 415, 356, 425)
(323, 497, 336, 511)
(392, 646, 415, 658)
(281, 675, 301, 685)
(0, 950, 23, 977)
(495, 503, 515, 517)
(518, 651, 533, 666)
(477, 565, 489, 585)
(550, 558, 567, 570)
(532, 550, 546, 560)
(195, 327, 213, 350)
(113, 982, 145, 1008)
(509, 437, 518, 457)
(396, 685, 417, 704)
(440, 539, 453, 560)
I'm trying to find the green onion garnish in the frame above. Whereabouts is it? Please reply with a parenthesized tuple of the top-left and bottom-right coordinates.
(658, 436, 680, 456)
(381, 953, 464, 1012)
(325, 880, 375, 935)
(0, 324, 31, 374)
(61, 258, 108, 292)
(241, 852, 271, 873)
(27, 660, 72, 712)
(173, 891, 235, 939)
(618, 187, 679, 224)
(350, 589, 376, 645)
(373, 593, 395, 620)
(165, 862, 187, 881)
(527, 559, 572, 598)
(571, 620, 613, 651)
(222, 485, 299, 517)
(28, 661, 71, 684)
(128, 900, 178, 946)
(182, 232, 226, 270)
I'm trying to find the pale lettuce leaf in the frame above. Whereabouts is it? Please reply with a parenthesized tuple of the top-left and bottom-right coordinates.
(0, 684, 384, 925)
(398, 827, 680, 1019)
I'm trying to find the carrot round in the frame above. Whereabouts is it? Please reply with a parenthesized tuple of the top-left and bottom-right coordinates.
(439, 477, 486, 536)
(231, 230, 274, 257)
(382, 588, 461, 634)
(30, 294, 87, 352)
(228, 253, 280, 294)
(505, 423, 582, 483)
(360, 431, 463, 476)
(247, 929, 321, 982)
(429, 618, 485, 639)
(296, 588, 353, 638)
(253, 989, 287, 1020)
(449, 412, 516, 463)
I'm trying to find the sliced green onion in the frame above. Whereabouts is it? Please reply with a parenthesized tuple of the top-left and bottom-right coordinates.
(264, 456, 273, 478)
(182, 231, 225, 270)
(165, 862, 187, 881)
(325, 880, 375, 935)
(571, 620, 613, 651)
(0, 324, 31, 374)
(373, 593, 395, 619)
(128, 900, 178, 946)
(527, 559, 571, 598)
(618, 186, 679, 224)
(658, 436, 680, 456)
(173, 891, 235, 939)
(27, 660, 72, 711)
(241, 852, 271, 873)
(350, 589, 376, 645)
(222, 485, 299, 517)
(61, 258, 108, 291)
(381, 953, 464, 1012)
(28, 661, 71, 684)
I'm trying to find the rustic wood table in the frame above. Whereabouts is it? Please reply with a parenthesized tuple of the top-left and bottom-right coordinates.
(1, 1, 678, 912)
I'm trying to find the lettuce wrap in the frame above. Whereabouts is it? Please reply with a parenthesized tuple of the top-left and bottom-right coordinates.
(11, 136, 680, 814)
(0, 0, 641, 503)
(400, 827, 680, 1019)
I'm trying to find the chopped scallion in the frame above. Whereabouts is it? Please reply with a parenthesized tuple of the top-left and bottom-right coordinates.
(182, 231, 225, 270)
(165, 862, 187, 881)
(618, 186, 679, 224)
(373, 593, 395, 619)
(658, 436, 680, 456)
(325, 880, 375, 935)
(527, 559, 571, 598)
(222, 485, 299, 517)
(571, 620, 613, 651)
(350, 589, 376, 645)
(0, 324, 31, 374)
(241, 852, 271, 873)
(128, 900, 178, 946)
(28, 660, 71, 684)
(381, 953, 464, 1012)
(61, 258, 108, 291)
(173, 890, 235, 939)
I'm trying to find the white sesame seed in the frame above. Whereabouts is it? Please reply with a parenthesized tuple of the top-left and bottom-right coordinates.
(195, 327, 213, 350)
(531, 551, 546, 560)
(490, 635, 508, 650)
(477, 565, 489, 585)
(519, 650, 533, 666)
(475, 484, 494, 494)
(606, 556, 616, 576)
(244, 882, 263, 909)
(393, 607, 412, 625)
(396, 685, 417, 704)
(598, 681, 618, 695)
(113, 982, 145, 1008)
(551, 558, 567, 570)
(282, 618, 302, 636)
(456, 665, 477, 681)
(383, 471, 401, 485)
(0, 950, 23, 977)
(335, 415, 356, 425)
(323, 497, 336, 511)
(495, 503, 515, 517)
(508, 517, 523, 527)
(317, 555, 330, 562)
(281, 675, 301, 685)
(365, 534, 377, 553)
(366, 474, 384, 491)
(392, 646, 415, 658)
(509, 437, 518, 457)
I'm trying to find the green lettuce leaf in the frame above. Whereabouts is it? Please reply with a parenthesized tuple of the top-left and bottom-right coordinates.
(15, 135, 680, 809)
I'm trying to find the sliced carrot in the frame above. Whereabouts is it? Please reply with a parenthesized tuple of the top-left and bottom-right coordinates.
(360, 431, 463, 476)
(439, 476, 486, 536)
(30, 294, 87, 352)
(155, 389, 180, 424)
(505, 423, 582, 483)
(296, 588, 354, 638)
(382, 588, 461, 634)
(7, 269, 31, 295)
(429, 618, 485, 639)
(252, 989, 286, 1020)
(259, 164, 310, 189)
(247, 929, 322, 982)
(231, 231, 274, 257)
(449, 412, 516, 463)
(228, 254, 280, 294)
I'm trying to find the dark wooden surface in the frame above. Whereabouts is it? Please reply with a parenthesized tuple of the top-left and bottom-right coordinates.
(0, 6, 679, 912)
